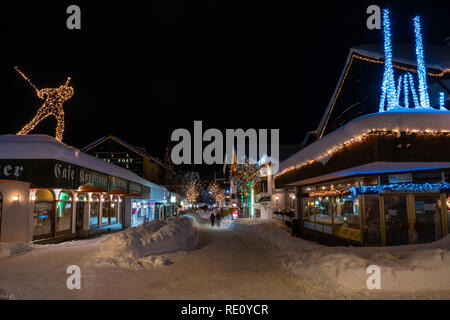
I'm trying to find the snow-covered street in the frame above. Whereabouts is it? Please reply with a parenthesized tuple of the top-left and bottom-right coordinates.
(0, 216, 449, 300)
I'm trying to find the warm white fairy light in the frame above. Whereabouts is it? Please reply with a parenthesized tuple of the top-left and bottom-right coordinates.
(15, 66, 73, 141)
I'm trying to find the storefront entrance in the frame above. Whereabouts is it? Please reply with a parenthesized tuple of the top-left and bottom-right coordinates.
(383, 195, 409, 246)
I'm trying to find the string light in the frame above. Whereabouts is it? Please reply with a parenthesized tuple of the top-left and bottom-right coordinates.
(407, 73, 420, 107)
(15, 66, 73, 141)
(309, 189, 350, 198)
(349, 182, 450, 196)
(439, 92, 446, 111)
(413, 16, 430, 109)
(403, 73, 409, 107)
(379, 9, 397, 112)
(276, 129, 450, 177)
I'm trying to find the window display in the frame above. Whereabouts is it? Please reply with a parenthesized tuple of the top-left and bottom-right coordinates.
(363, 194, 381, 244)
(56, 190, 72, 233)
(33, 189, 54, 238)
(384, 195, 409, 245)
(414, 195, 441, 243)
(102, 195, 110, 225)
(90, 193, 99, 226)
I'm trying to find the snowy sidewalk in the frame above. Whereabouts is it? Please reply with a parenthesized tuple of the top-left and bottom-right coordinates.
(0, 217, 449, 299)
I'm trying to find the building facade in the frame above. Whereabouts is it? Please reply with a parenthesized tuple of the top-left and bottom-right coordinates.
(0, 134, 168, 242)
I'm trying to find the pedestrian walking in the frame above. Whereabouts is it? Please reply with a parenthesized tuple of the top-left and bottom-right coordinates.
(210, 212, 216, 227)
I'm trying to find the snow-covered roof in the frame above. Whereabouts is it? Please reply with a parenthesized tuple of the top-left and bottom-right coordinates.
(0, 134, 167, 191)
(316, 43, 450, 140)
(277, 110, 450, 176)
(352, 43, 450, 71)
(82, 134, 175, 174)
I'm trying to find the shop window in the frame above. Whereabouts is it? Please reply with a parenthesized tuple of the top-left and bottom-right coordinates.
(301, 185, 314, 195)
(102, 195, 110, 226)
(90, 193, 100, 227)
(333, 179, 358, 189)
(384, 195, 409, 246)
(413, 195, 442, 244)
(302, 198, 315, 229)
(56, 190, 72, 233)
(363, 195, 381, 244)
(33, 189, 54, 238)
(315, 197, 332, 231)
(110, 196, 118, 224)
(77, 193, 87, 202)
(333, 195, 360, 229)
(360, 176, 378, 186)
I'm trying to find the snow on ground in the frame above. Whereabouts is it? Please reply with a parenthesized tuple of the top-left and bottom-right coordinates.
(0, 242, 34, 260)
(0, 216, 449, 299)
(234, 219, 450, 295)
(91, 216, 198, 268)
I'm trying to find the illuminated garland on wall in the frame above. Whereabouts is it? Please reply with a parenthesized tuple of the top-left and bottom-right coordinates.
(349, 182, 450, 196)
(15, 66, 73, 141)
(276, 129, 450, 177)
(309, 188, 350, 198)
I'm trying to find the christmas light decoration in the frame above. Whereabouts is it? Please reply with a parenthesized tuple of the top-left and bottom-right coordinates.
(407, 73, 420, 107)
(15, 66, 73, 141)
(413, 16, 430, 108)
(403, 73, 409, 107)
(309, 189, 350, 198)
(439, 92, 446, 111)
(349, 182, 450, 196)
(379, 9, 397, 112)
(276, 129, 450, 177)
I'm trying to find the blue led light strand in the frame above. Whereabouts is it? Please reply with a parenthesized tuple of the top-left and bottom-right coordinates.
(439, 92, 446, 110)
(408, 73, 420, 107)
(379, 9, 397, 112)
(403, 73, 409, 107)
(413, 16, 430, 108)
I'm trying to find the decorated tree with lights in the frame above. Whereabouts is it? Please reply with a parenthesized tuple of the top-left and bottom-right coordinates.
(231, 161, 260, 217)
(208, 182, 227, 209)
(182, 171, 202, 209)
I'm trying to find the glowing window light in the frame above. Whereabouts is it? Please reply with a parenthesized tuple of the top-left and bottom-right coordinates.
(379, 9, 397, 112)
(439, 92, 446, 110)
(413, 16, 430, 108)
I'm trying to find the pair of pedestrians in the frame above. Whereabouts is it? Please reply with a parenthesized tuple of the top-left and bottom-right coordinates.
(210, 211, 222, 227)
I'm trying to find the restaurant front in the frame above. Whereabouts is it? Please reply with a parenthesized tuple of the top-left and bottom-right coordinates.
(0, 135, 168, 242)
(300, 172, 450, 245)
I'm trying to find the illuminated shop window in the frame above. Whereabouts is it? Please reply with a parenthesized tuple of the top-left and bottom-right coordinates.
(33, 189, 54, 238)
(56, 190, 72, 233)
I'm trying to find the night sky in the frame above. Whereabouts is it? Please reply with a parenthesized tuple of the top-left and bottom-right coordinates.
(0, 1, 448, 176)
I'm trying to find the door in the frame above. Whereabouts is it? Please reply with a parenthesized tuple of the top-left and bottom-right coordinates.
(363, 195, 381, 245)
(413, 195, 442, 243)
(384, 195, 409, 245)
(76, 201, 84, 231)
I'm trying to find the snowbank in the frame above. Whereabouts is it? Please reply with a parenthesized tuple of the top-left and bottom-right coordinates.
(234, 220, 450, 293)
(92, 217, 198, 268)
(0, 242, 34, 260)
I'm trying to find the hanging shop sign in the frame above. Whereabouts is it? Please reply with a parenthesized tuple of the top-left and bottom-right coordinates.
(388, 173, 413, 184)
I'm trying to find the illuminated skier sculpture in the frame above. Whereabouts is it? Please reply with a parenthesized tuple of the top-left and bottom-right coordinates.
(15, 66, 73, 141)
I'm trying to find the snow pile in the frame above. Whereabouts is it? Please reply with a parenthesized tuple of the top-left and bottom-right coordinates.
(92, 216, 198, 268)
(0, 242, 34, 260)
(234, 220, 450, 293)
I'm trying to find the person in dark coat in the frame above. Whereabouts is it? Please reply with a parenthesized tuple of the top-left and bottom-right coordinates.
(210, 212, 216, 227)
(216, 211, 221, 227)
